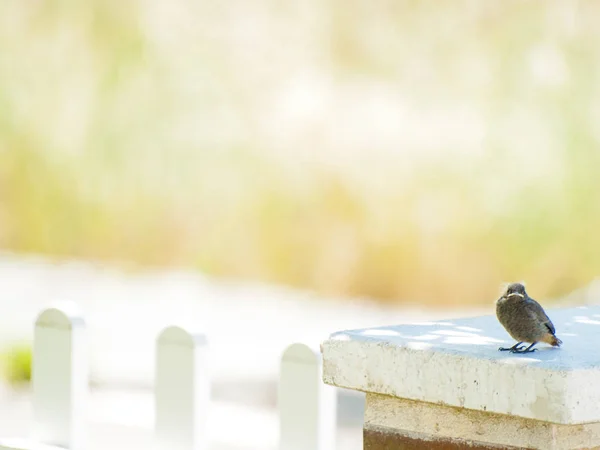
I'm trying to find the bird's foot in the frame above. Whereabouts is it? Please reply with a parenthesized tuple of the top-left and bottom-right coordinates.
(499, 342, 538, 354)
(510, 347, 537, 353)
(498, 342, 524, 352)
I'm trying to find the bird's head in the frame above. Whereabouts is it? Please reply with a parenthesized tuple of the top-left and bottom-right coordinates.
(504, 282, 526, 299)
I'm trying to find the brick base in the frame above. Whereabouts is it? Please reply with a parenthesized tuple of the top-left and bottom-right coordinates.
(364, 425, 523, 450)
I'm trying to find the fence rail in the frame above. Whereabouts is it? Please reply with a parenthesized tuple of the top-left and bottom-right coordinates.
(0, 302, 339, 450)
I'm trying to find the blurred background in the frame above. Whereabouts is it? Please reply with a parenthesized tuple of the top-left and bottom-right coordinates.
(1, 1, 600, 448)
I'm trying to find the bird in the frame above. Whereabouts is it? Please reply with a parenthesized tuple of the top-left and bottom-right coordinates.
(495, 282, 562, 353)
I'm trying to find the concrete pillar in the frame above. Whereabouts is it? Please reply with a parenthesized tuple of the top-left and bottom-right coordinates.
(321, 306, 600, 449)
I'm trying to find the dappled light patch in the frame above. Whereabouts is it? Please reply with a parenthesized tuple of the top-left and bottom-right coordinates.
(496, 356, 542, 365)
(330, 333, 351, 341)
(455, 326, 483, 332)
(412, 321, 456, 326)
(360, 329, 401, 337)
(573, 315, 600, 325)
(441, 335, 504, 346)
(360, 329, 438, 341)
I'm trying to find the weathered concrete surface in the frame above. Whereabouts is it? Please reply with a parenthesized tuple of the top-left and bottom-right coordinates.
(363, 394, 600, 450)
(322, 306, 600, 425)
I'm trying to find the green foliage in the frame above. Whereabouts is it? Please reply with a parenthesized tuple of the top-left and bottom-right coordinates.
(1, 1, 600, 305)
(1, 343, 32, 385)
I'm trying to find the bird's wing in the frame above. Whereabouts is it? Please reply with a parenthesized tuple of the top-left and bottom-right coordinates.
(525, 297, 556, 335)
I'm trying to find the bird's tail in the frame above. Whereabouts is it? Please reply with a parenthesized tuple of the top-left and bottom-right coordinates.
(549, 335, 562, 347)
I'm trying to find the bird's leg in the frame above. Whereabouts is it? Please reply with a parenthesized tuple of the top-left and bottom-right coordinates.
(498, 342, 524, 352)
(513, 342, 537, 353)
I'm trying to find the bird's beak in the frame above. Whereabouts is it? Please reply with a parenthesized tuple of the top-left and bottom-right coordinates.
(506, 293, 524, 298)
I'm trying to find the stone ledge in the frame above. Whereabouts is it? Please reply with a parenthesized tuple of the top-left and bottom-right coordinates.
(363, 394, 600, 450)
(321, 306, 600, 425)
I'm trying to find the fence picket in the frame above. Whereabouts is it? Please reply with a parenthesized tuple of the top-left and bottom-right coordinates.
(155, 325, 209, 450)
(279, 343, 337, 450)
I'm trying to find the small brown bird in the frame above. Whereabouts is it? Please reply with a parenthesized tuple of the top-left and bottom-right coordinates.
(496, 282, 562, 353)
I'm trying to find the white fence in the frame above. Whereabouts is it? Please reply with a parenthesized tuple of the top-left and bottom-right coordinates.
(0, 302, 338, 450)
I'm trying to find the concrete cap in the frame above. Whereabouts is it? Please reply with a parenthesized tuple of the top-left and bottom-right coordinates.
(321, 305, 600, 425)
